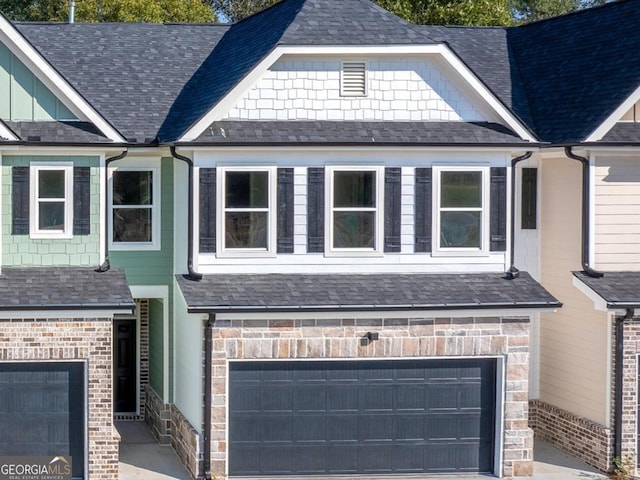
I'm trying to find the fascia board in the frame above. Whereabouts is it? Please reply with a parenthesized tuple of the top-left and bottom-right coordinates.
(179, 44, 537, 143)
(572, 275, 609, 312)
(586, 84, 640, 142)
(0, 15, 125, 143)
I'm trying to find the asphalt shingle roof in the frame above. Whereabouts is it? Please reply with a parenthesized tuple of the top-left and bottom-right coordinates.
(10, 0, 640, 145)
(600, 123, 640, 144)
(0, 267, 134, 311)
(176, 272, 560, 313)
(507, 0, 640, 144)
(3, 121, 110, 143)
(16, 22, 229, 143)
(574, 271, 640, 308)
(192, 120, 528, 145)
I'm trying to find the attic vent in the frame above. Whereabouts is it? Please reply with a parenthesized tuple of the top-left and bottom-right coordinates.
(341, 61, 367, 97)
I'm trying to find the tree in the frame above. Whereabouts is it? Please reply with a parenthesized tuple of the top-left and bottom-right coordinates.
(376, 0, 512, 26)
(209, 0, 278, 22)
(510, 0, 611, 23)
(0, 0, 215, 23)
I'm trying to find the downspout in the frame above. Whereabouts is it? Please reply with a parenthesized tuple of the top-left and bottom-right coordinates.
(199, 313, 215, 480)
(170, 146, 203, 280)
(614, 308, 634, 461)
(564, 147, 604, 278)
(97, 150, 128, 272)
(505, 151, 533, 279)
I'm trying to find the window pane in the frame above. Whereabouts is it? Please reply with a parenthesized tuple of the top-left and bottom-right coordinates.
(38, 170, 65, 199)
(225, 172, 268, 208)
(38, 202, 65, 230)
(440, 211, 481, 248)
(113, 208, 152, 242)
(113, 171, 153, 206)
(225, 212, 268, 249)
(334, 211, 375, 248)
(334, 171, 375, 208)
(441, 171, 482, 208)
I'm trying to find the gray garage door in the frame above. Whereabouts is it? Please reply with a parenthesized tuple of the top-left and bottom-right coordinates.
(0, 362, 86, 479)
(229, 358, 497, 476)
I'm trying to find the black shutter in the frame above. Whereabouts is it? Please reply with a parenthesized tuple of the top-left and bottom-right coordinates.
(73, 167, 91, 235)
(414, 168, 432, 253)
(199, 168, 216, 253)
(277, 168, 294, 254)
(307, 167, 324, 253)
(490, 167, 507, 251)
(12, 166, 29, 235)
(384, 168, 401, 252)
(521, 167, 537, 230)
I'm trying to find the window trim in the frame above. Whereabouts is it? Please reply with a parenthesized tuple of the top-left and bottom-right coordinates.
(325, 166, 384, 256)
(432, 165, 490, 256)
(216, 166, 277, 258)
(29, 161, 73, 239)
(108, 163, 161, 251)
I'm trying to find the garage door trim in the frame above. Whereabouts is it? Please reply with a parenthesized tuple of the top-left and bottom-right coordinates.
(227, 355, 505, 478)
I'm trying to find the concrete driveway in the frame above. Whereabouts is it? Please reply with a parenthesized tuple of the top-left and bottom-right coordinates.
(117, 420, 608, 480)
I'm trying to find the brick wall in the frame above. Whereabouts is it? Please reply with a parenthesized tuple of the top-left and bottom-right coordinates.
(619, 320, 640, 473)
(0, 317, 117, 480)
(225, 58, 484, 122)
(529, 399, 612, 472)
(170, 404, 201, 480)
(205, 315, 532, 479)
(145, 384, 171, 445)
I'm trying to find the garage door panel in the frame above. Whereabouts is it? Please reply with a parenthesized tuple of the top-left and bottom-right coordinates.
(229, 359, 496, 476)
(327, 415, 358, 441)
(360, 385, 394, 410)
(359, 414, 393, 442)
(293, 385, 327, 411)
(233, 386, 261, 411)
(293, 416, 325, 442)
(327, 385, 358, 411)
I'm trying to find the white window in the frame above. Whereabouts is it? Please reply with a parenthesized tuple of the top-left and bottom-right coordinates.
(109, 166, 160, 250)
(218, 167, 276, 255)
(30, 162, 73, 239)
(327, 167, 383, 254)
(433, 166, 490, 254)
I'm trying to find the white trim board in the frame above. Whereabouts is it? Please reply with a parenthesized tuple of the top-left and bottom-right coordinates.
(587, 85, 640, 142)
(179, 44, 536, 143)
(0, 14, 125, 143)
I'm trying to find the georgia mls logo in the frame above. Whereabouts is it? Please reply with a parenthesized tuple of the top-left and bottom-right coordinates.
(0, 456, 72, 480)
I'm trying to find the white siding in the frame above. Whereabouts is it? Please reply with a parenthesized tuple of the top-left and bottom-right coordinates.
(173, 282, 204, 432)
(538, 155, 610, 426)
(594, 156, 640, 269)
(225, 58, 485, 122)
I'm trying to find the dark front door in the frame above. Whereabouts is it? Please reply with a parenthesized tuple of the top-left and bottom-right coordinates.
(114, 319, 137, 413)
(229, 358, 497, 476)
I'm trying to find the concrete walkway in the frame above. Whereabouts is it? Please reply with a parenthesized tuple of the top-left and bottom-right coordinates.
(117, 421, 193, 480)
(117, 420, 608, 480)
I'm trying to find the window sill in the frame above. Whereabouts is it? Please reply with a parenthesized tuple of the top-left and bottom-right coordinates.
(30, 232, 73, 240)
(216, 250, 277, 259)
(431, 249, 492, 258)
(110, 242, 161, 252)
(324, 249, 384, 258)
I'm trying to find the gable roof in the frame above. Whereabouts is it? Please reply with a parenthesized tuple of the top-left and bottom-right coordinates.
(6, 0, 640, 145)
(507, 0, 640, 144)
(16, 22, 229, 143)
(158, 0, 438, 142)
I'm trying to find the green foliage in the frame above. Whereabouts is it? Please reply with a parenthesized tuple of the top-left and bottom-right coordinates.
(510, 0, 610, 23)
(376, 0, 512, 26)
(612, 455, 635, 479)
(0, 0, 214, 23)
(209, 0, 279, 22)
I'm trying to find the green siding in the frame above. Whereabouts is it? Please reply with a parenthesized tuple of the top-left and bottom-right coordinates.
(110, 158, 174, 286)
(0, 43, 77, 121)
(2, 156, 101, 266)
(148, 299, 164, 398)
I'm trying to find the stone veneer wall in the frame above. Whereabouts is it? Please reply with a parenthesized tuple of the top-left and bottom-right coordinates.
(171, 404, 201, 480)
(529, 399, 612, 472)
(145, 385, 171, 445)
(0, 317, 117, 480)
(206, 315, 533, 479)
